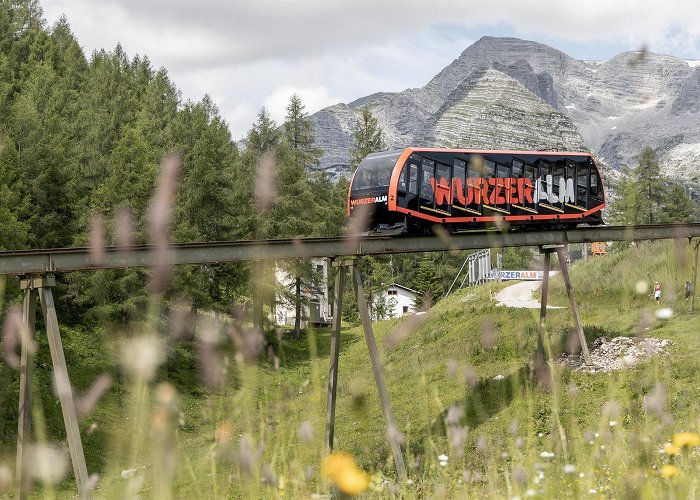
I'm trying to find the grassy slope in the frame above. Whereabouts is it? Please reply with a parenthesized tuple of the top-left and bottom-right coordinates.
(1, 240, 699, 498)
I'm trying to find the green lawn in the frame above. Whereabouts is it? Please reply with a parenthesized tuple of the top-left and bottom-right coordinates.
(1, 240, 699, 498)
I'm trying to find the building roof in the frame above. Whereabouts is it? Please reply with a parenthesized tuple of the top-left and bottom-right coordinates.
(388, 283, 419, 295)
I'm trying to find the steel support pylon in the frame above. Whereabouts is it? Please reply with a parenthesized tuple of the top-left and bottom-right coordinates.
(324, 258, 407, 481)
(538, 247, 592, 366)
(16, 275, 91, 499)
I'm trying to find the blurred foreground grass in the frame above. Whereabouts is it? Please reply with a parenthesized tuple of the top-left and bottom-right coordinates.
(1, 240, 699, 498)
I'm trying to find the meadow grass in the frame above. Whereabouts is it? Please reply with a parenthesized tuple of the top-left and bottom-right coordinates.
(1, 240, 700, 498)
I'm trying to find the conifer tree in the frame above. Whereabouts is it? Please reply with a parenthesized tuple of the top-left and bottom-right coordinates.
(660, 183, 694, 223)
(635, 146, 664, 224)
(350, 106, 385, 171)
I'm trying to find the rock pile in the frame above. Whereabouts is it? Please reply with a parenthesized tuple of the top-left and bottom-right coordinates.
(558, 336, 672, 373)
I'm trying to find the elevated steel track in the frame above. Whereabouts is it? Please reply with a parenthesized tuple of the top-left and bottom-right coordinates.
(1, 223, 699, 275)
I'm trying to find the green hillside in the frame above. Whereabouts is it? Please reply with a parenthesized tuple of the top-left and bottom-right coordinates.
(1, 240, 700, 498)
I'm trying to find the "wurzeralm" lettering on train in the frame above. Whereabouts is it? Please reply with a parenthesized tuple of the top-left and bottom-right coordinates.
(431, 175, 575, 206)
(350, 195, 388, 206)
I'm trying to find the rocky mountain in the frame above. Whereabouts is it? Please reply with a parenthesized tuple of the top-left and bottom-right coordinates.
(310, 36, 700, 192)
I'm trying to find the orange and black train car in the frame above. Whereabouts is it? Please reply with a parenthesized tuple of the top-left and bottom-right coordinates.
(348, 147, 605, 233)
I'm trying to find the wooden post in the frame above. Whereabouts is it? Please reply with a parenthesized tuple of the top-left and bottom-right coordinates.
(537, 250, 551, 359)
(37, 276, 91, 499)
(350, 262, 407, 480)
(556, 247, 593, 366)
(692, 241, 699, 313)
(16, 282, 37, 499)
(325, 261, 345, 455)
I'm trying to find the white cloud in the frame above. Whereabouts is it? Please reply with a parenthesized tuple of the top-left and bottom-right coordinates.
(39, 0, 700, 138)
(263, 86, 342, 125)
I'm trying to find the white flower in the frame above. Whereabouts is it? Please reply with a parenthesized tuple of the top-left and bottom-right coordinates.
(563, 464, 576, 474)
(525, 489, 536, 497)
(594, 433, 600, 438)
(655, 308, 673, 320)
(538, 432, 544, 438)
(609, 421, 618, 427)
(540, 451, 555, 458)
(438, 454, 448, 462)
(589, 489, 597, 494)
(406, 479, 414, 485)
(578, 472, 585, 478)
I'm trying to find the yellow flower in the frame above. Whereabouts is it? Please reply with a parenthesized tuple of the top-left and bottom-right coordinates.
(323, 452, 371, 496)
(672, 432, 700, 449)
(660, 464, 679, 478)
(664, 443, 680, 456)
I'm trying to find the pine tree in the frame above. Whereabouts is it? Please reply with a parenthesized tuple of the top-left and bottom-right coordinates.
(283, 93, 322, 170)
(350, 106, 385, 171)
(660, 183, 694, 223)
(635, 146, 664, 224)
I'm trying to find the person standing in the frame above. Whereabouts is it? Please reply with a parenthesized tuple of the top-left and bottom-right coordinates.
(654, 281, 662, 305)
(685, 280, 693, 302)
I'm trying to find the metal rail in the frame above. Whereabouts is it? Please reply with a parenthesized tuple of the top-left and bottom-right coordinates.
(1, 223, 699, 276)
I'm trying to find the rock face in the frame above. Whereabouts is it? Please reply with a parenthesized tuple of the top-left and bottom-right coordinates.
(311, 36, 700, 192)
(558, 336, 672, 372)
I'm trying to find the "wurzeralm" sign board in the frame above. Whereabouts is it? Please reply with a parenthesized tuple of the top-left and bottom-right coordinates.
(500, 270, 558, 281)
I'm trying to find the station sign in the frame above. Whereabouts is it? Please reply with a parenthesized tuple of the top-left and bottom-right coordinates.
(499, 270, 558, 281)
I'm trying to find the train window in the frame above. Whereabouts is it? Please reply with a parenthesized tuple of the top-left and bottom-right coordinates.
(398, 165, 407, 191)
(577, 165, 588, 206)
(512, 159, 524, 178)
(408, 163, 418, 195)
(468, 156, 482, 178)
(436, 162, 450, 184)
(496, 164, 510, 210)
(524, 164, 537, 209)
(590, 172, 599, 197)
(351, 151, 400, 192)
(484, 159, 495, 179)
(552, 163, 564, 202)
(420, 158, 434, 201)
(453, 159, 466, 204)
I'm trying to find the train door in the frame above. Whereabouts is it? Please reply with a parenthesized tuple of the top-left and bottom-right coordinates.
(434, 161, 452, 214)
(398, 156, 420, 213)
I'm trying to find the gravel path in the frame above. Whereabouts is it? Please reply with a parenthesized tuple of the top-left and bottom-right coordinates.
(495, 281, 564, 309)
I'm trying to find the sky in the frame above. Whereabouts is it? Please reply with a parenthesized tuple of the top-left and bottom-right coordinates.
(40, 0, 700, 140)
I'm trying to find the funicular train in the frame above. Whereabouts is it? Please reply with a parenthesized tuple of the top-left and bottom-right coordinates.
(348, 147, 605, 234)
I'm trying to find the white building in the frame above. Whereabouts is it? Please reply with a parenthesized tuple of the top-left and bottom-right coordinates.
(275, 258, 331, 327)
(373, 283, 418, 320)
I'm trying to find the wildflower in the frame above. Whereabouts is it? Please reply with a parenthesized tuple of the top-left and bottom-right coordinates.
(654, 308, 673, 320)
(438, 454, 448, 466)
(672, 431, 700, 449)
(27, 444, 68, 484)
(663, 443, 680, 456)
(297, 421, 314, 444)
(609, 421, 618, 427)
(511, 467, 527, 485)
(323, 452, 370, 496)
(563, 464, 576, 474)
(659, 464, 679, 478)
(540, 451, 555, 458)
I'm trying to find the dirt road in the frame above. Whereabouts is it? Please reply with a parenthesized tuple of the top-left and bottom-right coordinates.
(495, 281, 564, 309)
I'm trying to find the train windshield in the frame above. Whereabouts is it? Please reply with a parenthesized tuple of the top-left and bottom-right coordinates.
(351, 151, 402, 192)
